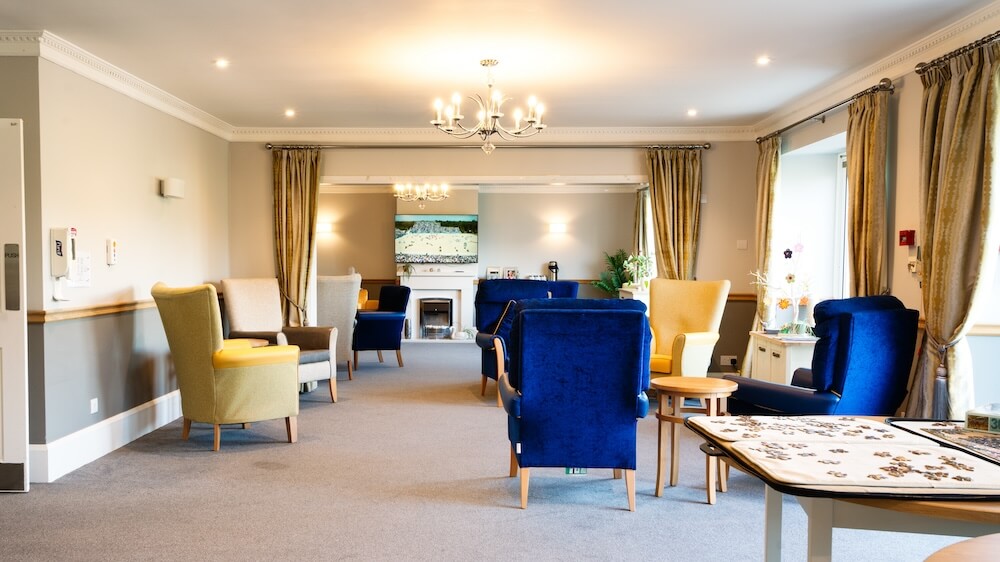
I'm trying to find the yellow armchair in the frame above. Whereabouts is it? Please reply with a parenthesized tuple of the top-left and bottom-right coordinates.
(648, 278, 731, 378)
(152, 282, 300, 451)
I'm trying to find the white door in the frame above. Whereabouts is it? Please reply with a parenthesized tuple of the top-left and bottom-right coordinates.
(0, 119, 29, 492)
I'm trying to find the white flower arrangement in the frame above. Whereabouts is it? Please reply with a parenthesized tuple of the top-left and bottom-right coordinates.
(624, 253, 652, 288)
(750, 243, 813, 334)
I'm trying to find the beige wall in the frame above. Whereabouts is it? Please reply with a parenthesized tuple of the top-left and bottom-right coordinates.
(230, 142, 759, 292)
(35, 59, 231, 309)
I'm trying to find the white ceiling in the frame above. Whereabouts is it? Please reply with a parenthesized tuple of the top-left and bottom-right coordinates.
(1, 0, 997, 134)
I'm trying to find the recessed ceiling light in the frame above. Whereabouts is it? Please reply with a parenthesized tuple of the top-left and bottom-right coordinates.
(756, 55, 771, 66)
(687, 109, 698, 117)
(213, 58, 230, 69)
(284, 109, 296, 118)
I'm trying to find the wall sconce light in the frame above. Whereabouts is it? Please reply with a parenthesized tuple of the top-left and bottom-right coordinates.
(549, 223, 567, 234)
(316, 222, 333, 234)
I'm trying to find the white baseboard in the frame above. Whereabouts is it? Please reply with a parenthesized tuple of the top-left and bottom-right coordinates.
(29, 390, 181, 483)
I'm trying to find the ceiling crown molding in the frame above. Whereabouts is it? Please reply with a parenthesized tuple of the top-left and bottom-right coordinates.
(235, 125, 755, 145)
(753, 2, 1000, 135)
(0, 30, 236, 140)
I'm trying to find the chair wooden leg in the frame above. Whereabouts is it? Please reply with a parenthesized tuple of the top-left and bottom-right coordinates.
(347, 359, 353, 381)
(481, 375, 488, 396)
(213, 424, 221, 452)
(396, 349, 403, 367)
(182, 418, 192, 440)
(286, 416, 298, 444)
(353, 350, 359, 370)
(613, 468, 623, 479)
(509, 447, 519, 477)
(242, 422, 251, 429)
(496, 384, 502, 408)
(625, 469, 636, 512)
(377, 350, 384, 363)
(520, 468, 530, 509)
(329, 376, 337, 403)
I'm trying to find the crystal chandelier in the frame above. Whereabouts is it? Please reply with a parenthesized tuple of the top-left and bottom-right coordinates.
(393, 183, 449, 209)
(431, 59, 547, 155)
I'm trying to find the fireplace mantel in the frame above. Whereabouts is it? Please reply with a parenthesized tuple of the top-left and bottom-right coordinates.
(398, 265, 477, 341)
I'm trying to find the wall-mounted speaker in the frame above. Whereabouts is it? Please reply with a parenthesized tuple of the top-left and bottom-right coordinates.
(159, 178, 185, 199)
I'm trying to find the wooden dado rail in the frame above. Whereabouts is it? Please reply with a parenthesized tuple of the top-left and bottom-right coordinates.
(25, 294, 1000, 337)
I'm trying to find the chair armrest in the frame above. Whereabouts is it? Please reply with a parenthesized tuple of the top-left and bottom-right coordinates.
(223, 339, 254, 350)
(212, 345, 300, 369)
(499, 372, 521, 417)
(283, 326, 335, 351)
(672, 331, 720, 377)
(723, 375, 841, 414)
(228, 330, 282, 345)
(362, 300, 380, 310)
(475, 331, 499, 350)
(790, 367, 816, 389)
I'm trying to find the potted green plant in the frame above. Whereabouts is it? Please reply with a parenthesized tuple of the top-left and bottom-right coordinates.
(592, 249, 629, 296)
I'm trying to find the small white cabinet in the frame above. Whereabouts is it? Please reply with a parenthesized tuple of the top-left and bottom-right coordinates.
(748, 331, 817, 385)
(618, 287, 650, 313)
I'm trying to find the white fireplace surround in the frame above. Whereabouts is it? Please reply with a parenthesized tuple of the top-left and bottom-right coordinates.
(397, 264, 477, 340)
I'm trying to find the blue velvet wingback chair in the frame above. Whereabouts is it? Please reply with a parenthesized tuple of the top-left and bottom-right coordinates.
(495, 298, 650, 511)
(352, 285, 411, 370)
(474, 279, 579, 404)
(724, 295, 919, 415)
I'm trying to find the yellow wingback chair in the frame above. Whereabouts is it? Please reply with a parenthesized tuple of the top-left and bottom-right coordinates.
(648, 278, 731, 378)
(152, 282, 300, 451)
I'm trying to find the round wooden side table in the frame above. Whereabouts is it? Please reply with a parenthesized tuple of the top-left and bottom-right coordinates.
(925, 532, 1000, 561)
(650, 376, 739, 504)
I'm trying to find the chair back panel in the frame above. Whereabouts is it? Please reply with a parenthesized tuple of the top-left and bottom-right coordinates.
(546, 280, 579, 298)
(317, 274, 362, 360)
(831, 307, 919, 414)
(474, 279, 550, 331)
(514, 307, 647, 469)
(151, 283, 222, 419)
(221, 278, 284, 332)
(648, 279, 730, 355)
(377, 285, 411, 312)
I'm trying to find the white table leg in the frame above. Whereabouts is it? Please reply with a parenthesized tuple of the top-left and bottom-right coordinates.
(801, 497, 833, 562)
(764, 485, 783, 562)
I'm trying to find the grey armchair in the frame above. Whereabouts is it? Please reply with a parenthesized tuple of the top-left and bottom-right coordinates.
(221, 277, 338, 402)
(316, 273, 362, 380)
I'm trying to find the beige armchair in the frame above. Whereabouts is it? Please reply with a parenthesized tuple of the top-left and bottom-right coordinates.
(316, 273, 362, 380)
(648, 278, 731, 378)
(221, 278, 338, 402)
(151, 282, 300, 451)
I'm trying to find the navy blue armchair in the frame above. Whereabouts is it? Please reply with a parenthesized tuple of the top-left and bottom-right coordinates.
(352, 285, 411, 370)
(495, 298, 651, 510)
(724, 295, 919, 415)
(474, 279, 579, 404)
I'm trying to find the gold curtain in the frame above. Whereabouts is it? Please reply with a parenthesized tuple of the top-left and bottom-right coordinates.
(905, 42, 999, 418)
(741, 136, 780, 375)
(846, 89, 890, 296)
(646, 148, 702, 280)
(632, 188, 650, 256)
(273, 147, 321, 327)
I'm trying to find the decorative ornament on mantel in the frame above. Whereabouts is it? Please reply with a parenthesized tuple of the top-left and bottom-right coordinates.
(393, 183, 449, 209)
(430, 59, 547, 155)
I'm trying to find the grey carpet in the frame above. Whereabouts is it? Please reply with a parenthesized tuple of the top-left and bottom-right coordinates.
(0, 342, 962, 561)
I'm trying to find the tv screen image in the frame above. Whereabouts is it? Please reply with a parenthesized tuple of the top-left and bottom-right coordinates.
(394, 214, 478, 264)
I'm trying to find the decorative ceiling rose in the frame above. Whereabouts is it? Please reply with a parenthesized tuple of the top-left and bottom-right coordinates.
(393, 183, 449, 209)
(430, 59, 547, 155)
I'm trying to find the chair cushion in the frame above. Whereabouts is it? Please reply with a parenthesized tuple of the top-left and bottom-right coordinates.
(298, 349, 330, 365)
(650, 353, 672, 375)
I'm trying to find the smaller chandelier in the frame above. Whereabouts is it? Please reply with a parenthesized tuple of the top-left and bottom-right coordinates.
(431, 59, 547, 155)
(393, 183, 449, 209)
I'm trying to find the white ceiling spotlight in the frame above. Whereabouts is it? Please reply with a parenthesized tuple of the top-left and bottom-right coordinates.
(756, 55, 772, 66)
(687, 109, 698, 117)
(431, 59, 548, 155)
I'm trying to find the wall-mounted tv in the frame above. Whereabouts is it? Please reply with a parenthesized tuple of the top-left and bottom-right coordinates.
(395, 214, 478, 264)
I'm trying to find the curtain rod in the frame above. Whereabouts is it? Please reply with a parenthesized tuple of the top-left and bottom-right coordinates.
(755, 78, 894, 144)
(915, 29, 1000, 75)
(265, 142, 710, 150)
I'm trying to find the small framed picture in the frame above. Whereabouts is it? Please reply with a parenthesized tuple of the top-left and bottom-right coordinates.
(486, 267, 502, 280)
(503, 267, 519, 280)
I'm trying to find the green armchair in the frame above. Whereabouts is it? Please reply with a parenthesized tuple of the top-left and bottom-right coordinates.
(152, 282, 300, 451)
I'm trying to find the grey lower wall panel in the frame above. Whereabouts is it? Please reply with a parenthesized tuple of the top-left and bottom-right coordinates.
(27, 307, 175, 444)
